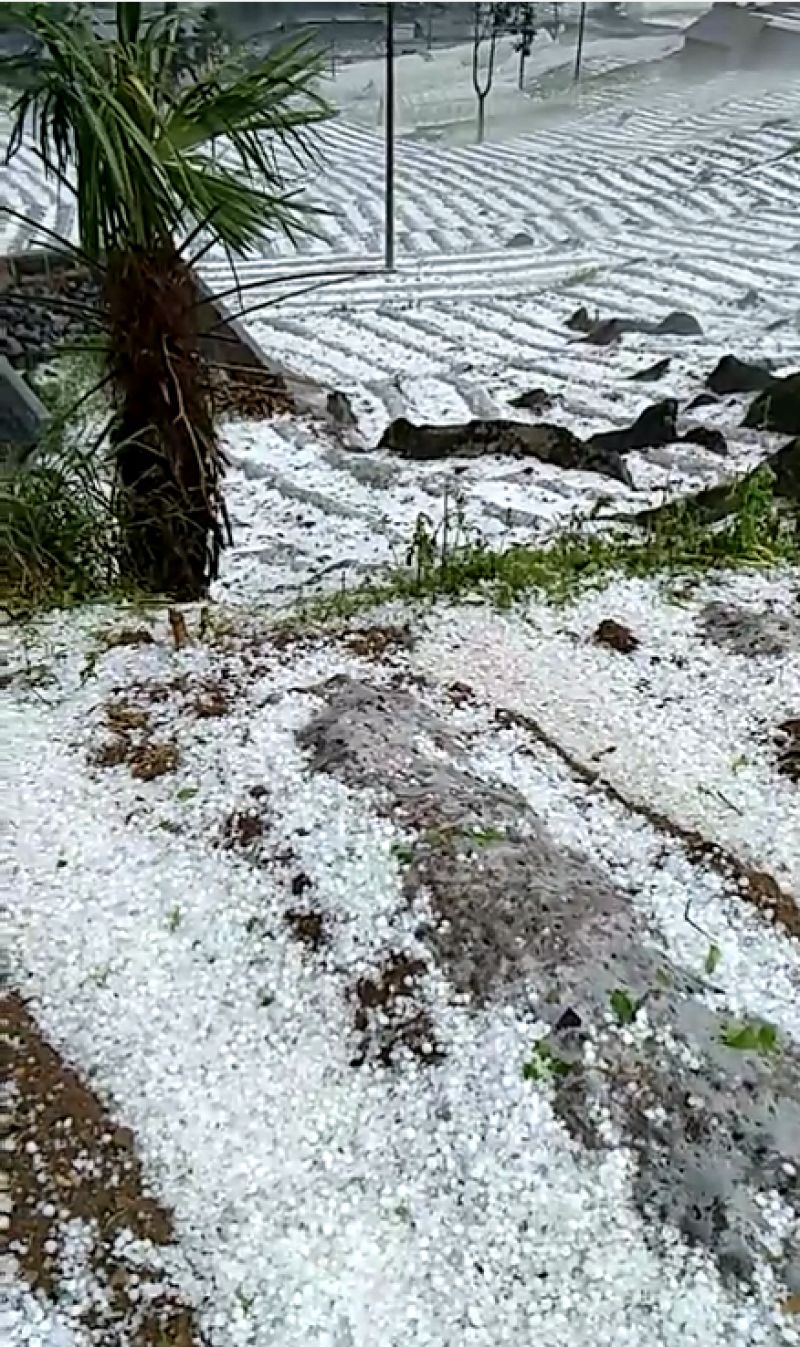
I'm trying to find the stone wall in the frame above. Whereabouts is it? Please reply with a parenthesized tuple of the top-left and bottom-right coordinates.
(0, 248, 271, 374)
(0, 247, 321, 413)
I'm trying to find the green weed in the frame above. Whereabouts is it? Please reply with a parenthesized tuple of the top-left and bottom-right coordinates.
(522, 1039, 574, 1085)
(296, 467, 798, 630)
(609, 987, 643, 1027)
(0, 353, 122, 609)
(464, 825, 507, 846)
(721, 1020, 778, 1054)
(704, 943, 722, 976)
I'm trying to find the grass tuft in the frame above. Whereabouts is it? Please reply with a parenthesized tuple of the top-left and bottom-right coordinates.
(0, 355, 123, 610)
(295, 467, 799, 629)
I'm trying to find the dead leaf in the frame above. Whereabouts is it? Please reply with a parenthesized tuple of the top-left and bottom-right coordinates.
(168, 608, 190, 651)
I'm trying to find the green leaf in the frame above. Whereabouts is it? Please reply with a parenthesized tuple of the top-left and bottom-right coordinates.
(704, 943, 722, 976)
(2, 3, 332, 259)
(757, 1023, 778, 1053)
(176, 785, 199, 802)
(721, 1023, 759, 1050)
(522, 1040, 573, 1085)
(721, 1020, 778, 1054)
(610, 988, 638, 1026)
(117, 3, 141, 47)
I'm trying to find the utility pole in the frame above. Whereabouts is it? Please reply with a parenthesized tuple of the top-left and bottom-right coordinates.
(574, 1, 586, 83)
(472, 3, 499, 145)
(385, 1, 395, 270)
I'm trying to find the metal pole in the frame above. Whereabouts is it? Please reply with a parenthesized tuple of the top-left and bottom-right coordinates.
(385, 2, 395, 271)
(574, 1, 586, 83)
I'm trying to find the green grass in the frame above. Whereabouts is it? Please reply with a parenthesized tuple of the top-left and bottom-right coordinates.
(5, 389, 797, 620)
(522, 1039, 574, 1085)
(294, 466, 799, 629)
(0, 353, 126, 610)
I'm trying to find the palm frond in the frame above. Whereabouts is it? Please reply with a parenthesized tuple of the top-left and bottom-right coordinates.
(2, 2, 334, 259)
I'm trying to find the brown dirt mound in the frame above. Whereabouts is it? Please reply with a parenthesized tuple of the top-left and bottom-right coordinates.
(2, 994, 203, 1345)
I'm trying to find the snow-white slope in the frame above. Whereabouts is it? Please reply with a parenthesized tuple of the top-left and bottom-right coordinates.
(4, 571, 800, 1347)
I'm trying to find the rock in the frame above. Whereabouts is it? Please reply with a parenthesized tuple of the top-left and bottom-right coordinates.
(681, 426, 728, 456)
(775, 718, 800, 783)
(327, 389, 358, 429)
(297, 677, 644, 1004)
(632, 437, 800, 533)
(566, 305, 593, 332)
(685, 392, 720, 411)
(378, 416, 632, 485)
(654, 309, 703, 336)
(593, 619, 639, 654)
(628, 357, 671, 382)
(299, 676, 800, 1289)
(622, 398, 678, 447)
(766, 437, 800, 500)
(0, 269, 102, 366)
(706, 355, 775, 396)
(582, 318, 625, 346)
(506, 231, 532, 248)
(508, 387, 553, 413)
(0, 356, 49, 470)
(586, 398, 678, 456)
(571, 309, 701, 345)
(736, 288, 760, 309)
(699, 602, 800, 657)
(556, 994, 800, 1293)
(744, 373, 800, 435)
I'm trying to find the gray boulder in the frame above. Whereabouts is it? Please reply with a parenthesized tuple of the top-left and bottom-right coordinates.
(0, 357, 49, 472)
(378, 415, 633, 485)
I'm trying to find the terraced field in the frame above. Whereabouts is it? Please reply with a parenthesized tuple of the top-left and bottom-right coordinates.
(209, 63, 800, 408)
(202, 62, 800, 601)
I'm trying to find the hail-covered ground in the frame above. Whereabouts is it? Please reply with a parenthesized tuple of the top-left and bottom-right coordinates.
(3, 23, 800, 1347)
(205, 44, 800, 603)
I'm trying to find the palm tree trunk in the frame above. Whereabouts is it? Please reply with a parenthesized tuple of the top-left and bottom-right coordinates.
(105, 247, 228, 600)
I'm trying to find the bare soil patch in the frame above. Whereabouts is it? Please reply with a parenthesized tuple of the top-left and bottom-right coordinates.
(1, 994, 203, 1346)
(284, 909, 327, 952)
(221, 808, 268, 850)
(341, 625, 414, 661)
(349, 955, 442, 1069)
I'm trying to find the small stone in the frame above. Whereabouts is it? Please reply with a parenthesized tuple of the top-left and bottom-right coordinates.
(628, 357, 671, 382)
(592, 619, 640, 654)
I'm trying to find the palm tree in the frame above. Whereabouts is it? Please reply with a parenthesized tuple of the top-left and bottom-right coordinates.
(1, 2, 331, 598)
